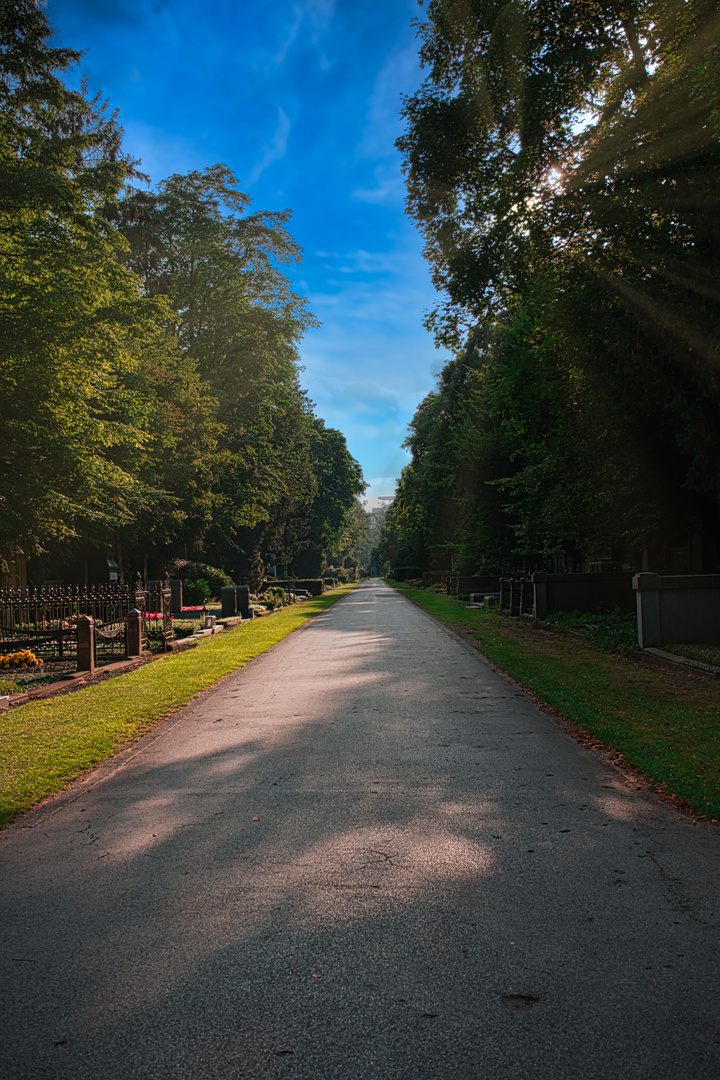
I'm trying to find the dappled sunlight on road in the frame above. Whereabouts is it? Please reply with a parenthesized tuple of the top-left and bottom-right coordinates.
(76, 814, 498, 1027)
(11, 584, 510, 1030)
(589, 789, 655, 821)
(4, 581, 718, 1078)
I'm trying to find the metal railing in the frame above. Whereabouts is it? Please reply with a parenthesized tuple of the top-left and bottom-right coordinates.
(0, 582, 173, 660)
(499, 578, 535, 617)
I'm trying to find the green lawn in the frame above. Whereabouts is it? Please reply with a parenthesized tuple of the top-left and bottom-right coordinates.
(0, 586, 356, 826)
(392, 583, 720, 821)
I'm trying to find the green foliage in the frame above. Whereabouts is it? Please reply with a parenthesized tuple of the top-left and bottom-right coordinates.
(292, 421, 366, 578)
(586, 615, 640, 657)
(390, 1, 720, 572)
(354, 506, 384, 572)
(0, 1, 165, 555)
(331, 499, 370, 568)
(263, 585, 287, 609)
(185, 579, 211, 605)
(388, 565, 423, 582)
(168, 558, 233, 602)
(0, 6, 366, 580)
(171, 618, 201, 639)
(663, 644, 720, 668)
(0, 677, 23, 695)
(116, 168, 368, 585)
(117, 166, 320, 548)
(544, 610, 639, 655)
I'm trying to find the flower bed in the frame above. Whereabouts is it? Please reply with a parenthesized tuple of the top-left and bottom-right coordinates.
(1, 649, 43, 670)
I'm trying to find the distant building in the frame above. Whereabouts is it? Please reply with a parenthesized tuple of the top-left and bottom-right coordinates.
(370, 495, 394, 522)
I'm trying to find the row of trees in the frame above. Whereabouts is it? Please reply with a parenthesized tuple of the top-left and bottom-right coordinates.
(0, 1, 365, 587)
(380, 0, 720, 575)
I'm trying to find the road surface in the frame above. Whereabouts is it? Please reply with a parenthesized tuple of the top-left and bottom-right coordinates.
(2, 578, 720, 1078)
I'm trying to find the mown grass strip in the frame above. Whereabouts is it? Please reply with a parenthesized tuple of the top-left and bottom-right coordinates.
(0, 585, 356, 826)
(392, 582, 720, 821)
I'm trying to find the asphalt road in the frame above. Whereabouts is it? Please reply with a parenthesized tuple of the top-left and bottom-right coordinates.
(2, 578, 720, 1079)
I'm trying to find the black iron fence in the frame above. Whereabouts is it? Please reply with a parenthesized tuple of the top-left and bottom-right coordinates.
(499, 578, 534, 617)
(0, 582, 172, 661)
(142, 584, 173, 653)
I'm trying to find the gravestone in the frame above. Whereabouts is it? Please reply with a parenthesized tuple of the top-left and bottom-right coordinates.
(236, 586, 250, 619)
(221, 586, 238, 619)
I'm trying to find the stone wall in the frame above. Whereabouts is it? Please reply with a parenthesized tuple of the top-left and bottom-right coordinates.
(633, 573, 720, 648)
(533, 572, 635, 620)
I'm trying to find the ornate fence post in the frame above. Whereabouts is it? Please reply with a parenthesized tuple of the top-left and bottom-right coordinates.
(76, 615, 95, 672)
(170, 579, 183, 614)
(127, 608, 143, 658)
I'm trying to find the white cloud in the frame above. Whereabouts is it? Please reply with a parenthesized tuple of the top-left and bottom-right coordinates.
(358, 38, 421, 160)
(272, 9, 304, 67)
(303, 0, 335, 37)
(352, 163, 406, 206)
(247, 107, 291, 185)
(299, 325, 441, 437)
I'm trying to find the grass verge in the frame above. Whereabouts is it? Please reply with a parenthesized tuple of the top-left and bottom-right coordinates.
(0, 585, 356, 826)
(392, 582, 720, 821)
(663, 643, 720, 668)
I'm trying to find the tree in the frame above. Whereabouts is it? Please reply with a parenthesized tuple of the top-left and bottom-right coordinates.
(116, 167, 323, 575)
(293, 420, 366, 577)
(0, 7, 364, 584)
(328, 498, 371, 574)
(0, 0, 213, 563)
(396, 0, 720, 567)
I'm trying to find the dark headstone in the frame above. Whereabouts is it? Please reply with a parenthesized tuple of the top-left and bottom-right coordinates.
(236, 585, 250, 619)
(221, 586, 238, 618)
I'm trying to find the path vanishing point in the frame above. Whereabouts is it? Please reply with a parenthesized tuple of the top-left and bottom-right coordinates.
(2, 578, 720, 1079)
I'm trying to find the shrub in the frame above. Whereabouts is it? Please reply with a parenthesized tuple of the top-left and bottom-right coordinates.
(390, 565, 423, 582)
(185, 578, 211, 605)
(264, 586, 287, 610)
(172, 619, 201, 640)
(544, 609, 638, 655)
(166, 559, 234, 603)
(587, 613, 638, 655)
(326, 568, 351, 583)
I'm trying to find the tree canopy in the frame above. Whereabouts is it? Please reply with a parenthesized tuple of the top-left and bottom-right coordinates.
(0, 0, 195, 560)
(0, 2, 364, 585)
(387, 0, 720, 574)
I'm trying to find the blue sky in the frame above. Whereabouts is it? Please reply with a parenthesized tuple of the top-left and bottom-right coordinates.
(48, 0, 449, 505)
